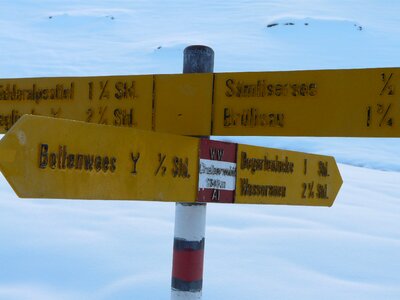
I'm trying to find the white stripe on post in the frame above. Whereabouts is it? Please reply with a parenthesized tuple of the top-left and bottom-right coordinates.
(174, 203, 207, 241)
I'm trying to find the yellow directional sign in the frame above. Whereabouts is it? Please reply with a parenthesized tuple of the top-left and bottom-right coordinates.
(236, 144, 342, 206)
(1, 67, 400, 137)
(0, 115, 342, 206)
(0, 75, 153, 131)
(0, 115, 200, 202)
(213, 68, 399, 137)
(0, 74, 213, 136)
(1, 68, 399, 137)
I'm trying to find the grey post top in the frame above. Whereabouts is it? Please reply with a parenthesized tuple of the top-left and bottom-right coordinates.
(183, 45, 214, 73)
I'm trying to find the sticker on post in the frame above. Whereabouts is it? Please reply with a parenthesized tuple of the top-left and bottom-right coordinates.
(197, 139, 237, 203)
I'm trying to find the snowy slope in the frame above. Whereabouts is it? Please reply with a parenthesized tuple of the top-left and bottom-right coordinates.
(0, 164, 399, 300)
(0, 1, 399, 300)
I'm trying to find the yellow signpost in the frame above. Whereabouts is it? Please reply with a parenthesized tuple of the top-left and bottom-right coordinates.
(0, 115, 342, 206)
(0, 75, 153, 130)
(1, 67, 399, 137)
(0, 115, 200, 202)
(0, 47, 362, 300)
(0, 74, 213, 136)
(213, 68, 399, 136)
(236, 144, 342, 206)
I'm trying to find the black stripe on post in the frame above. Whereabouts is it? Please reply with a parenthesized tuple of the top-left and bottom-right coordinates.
(174, 238, 205, 251)
(171, 278, 203, 292)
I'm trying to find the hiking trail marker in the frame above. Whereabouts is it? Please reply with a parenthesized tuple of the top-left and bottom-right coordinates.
(1, 68, 399, 137)
(0, 115, 342, 206)
(0, 73, 213, 136)
(213, 69, 399, 137)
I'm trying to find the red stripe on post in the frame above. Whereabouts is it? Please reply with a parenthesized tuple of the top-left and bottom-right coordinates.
(172, 249, 204, 282)
(197, 189, 235, 203)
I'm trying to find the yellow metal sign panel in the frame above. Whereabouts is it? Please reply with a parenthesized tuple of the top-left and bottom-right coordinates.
(0, 74, 213, 136)
(1, 68, 400, 137)
(0, 75, 154, 131)
(154, 73, 213, 136)
(0, 115, 342, 206)
(0, 115, 199, 202)
(212, 68, 400, 137)
(235, 144, 342, 206)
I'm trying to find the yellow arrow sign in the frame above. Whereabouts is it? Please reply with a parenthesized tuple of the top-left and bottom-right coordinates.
(0, 73, 213, 136)
(0, 68, 399, 137)
(0, 115, 200, 202)
(235, 144, 342, 206)
(0, 115, 342, 206)
(213, 68, 399, 137)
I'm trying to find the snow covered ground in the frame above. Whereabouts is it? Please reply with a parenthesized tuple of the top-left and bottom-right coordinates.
(0, 1, 399, 299)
